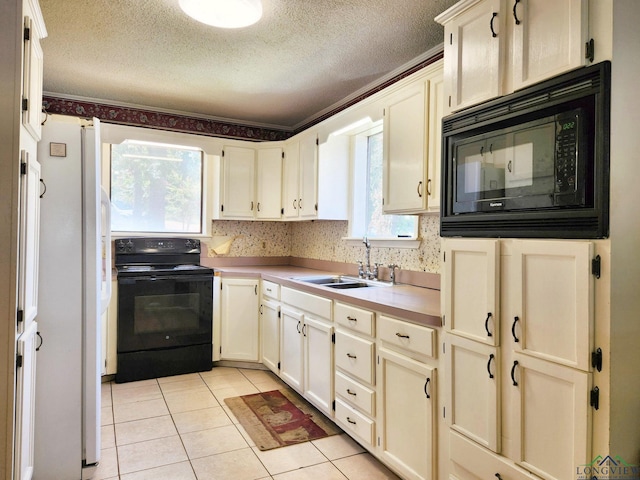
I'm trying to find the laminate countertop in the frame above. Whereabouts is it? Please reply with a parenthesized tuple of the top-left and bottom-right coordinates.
(213, 265, 442, 329)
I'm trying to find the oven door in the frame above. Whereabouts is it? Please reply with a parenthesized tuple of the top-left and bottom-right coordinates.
(117, 273, 213, 352)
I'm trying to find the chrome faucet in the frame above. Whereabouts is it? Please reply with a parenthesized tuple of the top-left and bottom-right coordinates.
(360, 237, 379, 280)
(388, 264, 400, 285)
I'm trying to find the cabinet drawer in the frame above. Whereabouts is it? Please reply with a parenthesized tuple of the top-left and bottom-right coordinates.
(449, 431, 534, 480)
(261, 280, 280, 300)
(378, 314, 436, 358)
(335, 398, 375, 447)
(281, 287, 332, 319)
(334, 302, 374, 336)
(335, 330, 375, 385)
(335, 370, 375, 416)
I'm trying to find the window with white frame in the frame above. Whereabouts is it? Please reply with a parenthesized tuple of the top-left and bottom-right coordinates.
(349, 121, 418, 240)
(110, 140, 204, 234)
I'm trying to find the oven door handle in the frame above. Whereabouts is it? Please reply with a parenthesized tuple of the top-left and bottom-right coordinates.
(118, 274, 213, 283)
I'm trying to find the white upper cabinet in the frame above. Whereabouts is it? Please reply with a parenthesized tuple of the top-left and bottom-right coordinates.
(22, 0, 47, 141)
(437, 0, 590, 113)
(383, 61, 444, 214)
(221, 145, 256, 219)
(256, 146, 283, 220)
(282, 133, 317, 220)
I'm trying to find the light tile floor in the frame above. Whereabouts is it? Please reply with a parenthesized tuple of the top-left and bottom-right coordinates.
(97, 367, 401, 480)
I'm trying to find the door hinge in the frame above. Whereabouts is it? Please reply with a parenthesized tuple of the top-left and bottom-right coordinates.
(590, 386, 600, 410)
(442, 314, 445, 327)
(16, 354, 23, 368)
(277, 361, 281, 370)
(17, 309, 24, 325)
(221, 150, 225, 157)
(592, 255, 601, 279)
(20, 162, 27, 175)
(281, 207, 284, 215)
(24, 26, 30, 41)
(22, 97, 28, 112)
(591, 347, 603, 372)
(219, 346, 222, 354)
(221, 204, 224, 212)
(331, 332, 335, 343)
(278, 310, 281, 318)
(282, 151, 285, 159)
(315, 137, 319, 146)
(443, 406, 446, 418)
(314, 203, 318, 211)
(585, 38, 594, 63)
(443, 251, 446, 262)
(332, 400, 336, 411)
(449, 32, 453, 45)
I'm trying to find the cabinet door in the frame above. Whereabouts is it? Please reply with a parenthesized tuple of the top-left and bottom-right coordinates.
(510, 353, 591, 480)
(443, 0, 506, 112)
(445, 334, 500, 453)
(282, 141, 300, 219)
(303, 316, 333, 415)
(221, 146, 255, 218)
(260, 298, 280, 375)
(510, 240, 593, 370)
(17, 149, 41, 335)
(14, 321, 38, 480)
(443, 238, 500, 346)
(378, 347, 436, 480)
(256, 147, 282, 219)
(298, 133, 318, 219)
(22, 13, 44, 140)
(220, 278, 259, 361)
(383, 81, 427, 213)
(511, 0, 588, 91)
(426, 69, 444, 213)
(280, 306, 304, 392)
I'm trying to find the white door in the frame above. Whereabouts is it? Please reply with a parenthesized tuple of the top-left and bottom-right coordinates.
(17, 149, 41, 335)
(298, 133, 318, 219)
(280, 306, 304, 392)
(256, 147, 282, 219)
(510, 353, 591, 480)
(303, 316, 333, 415)
(383, 81, 427, 213)
(220, 278, 259, 361)
(443, 238, 500, 345)
(510, 240, 594, 370)
(14, 321, 38, 480)
(221, 145, 255, 218)
(443, 0, 505, 112)
(282, 141, 300, 219)
(445, 334, 500, 453)
(378, 347, 436, 480)
(260, 298, 280, 374)
(511, 0, 588, 90)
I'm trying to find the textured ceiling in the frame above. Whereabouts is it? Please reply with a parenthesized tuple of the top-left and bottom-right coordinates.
(39, 0, 457, 130)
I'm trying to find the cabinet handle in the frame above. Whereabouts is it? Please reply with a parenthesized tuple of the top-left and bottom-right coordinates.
(39, 178, 47, 198)
(490, 12, 498, 38)
(512, 316, 520, 343)
(259, 305, 263, 314)
(296, 320, 301, 334)
(299, 198, 303, 209)
(417, 181, 423, 198)
(293, 199, 297, 209)
(257, 202, 261, 212)
(508, 160, 513, 172)
(496, 474, 503, 480)
(346, 353, 357, 359)
(347, 316, 357, 322)
(255, 285, 258, 295)
(395, 332, 410, 339)
(266, 288, 272, 292)
(424, 377, 431, 399)
(427, 178, 432, 196)
(487, 354, 495, 379)
(511, 360, 519, 386)
(346, 389, 357, 396)
(512, 0, 521, 25)
(302, 324, 307, 337)
(346, 417, 357, 425)
(485, 312, 493, 337)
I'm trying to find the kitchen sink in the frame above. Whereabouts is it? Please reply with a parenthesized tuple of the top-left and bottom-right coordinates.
(292, 274, 391, 289)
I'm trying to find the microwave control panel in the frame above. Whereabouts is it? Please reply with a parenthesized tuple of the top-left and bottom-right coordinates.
(555, 114, 579, 193)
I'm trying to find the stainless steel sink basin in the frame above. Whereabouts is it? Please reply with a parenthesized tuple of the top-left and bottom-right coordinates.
(292, 275, 391, 289)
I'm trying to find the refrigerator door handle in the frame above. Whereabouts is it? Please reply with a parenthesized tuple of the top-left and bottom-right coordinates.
(100, 186, 112, 314)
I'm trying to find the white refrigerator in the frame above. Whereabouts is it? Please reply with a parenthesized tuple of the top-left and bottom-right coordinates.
(35, 115, 111, 479)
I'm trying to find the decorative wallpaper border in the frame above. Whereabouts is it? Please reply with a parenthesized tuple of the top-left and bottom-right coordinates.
(42, 51, 444, 141)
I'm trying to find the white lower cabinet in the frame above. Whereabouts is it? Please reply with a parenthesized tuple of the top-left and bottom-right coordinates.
(279, 287, 333, 415)
(220, 278, 260, 362)
(378, 346, 437, 480)
(260, 280, 280, 375)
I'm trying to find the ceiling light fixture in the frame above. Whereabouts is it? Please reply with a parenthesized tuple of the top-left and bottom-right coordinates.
(179, 0, 263, 29)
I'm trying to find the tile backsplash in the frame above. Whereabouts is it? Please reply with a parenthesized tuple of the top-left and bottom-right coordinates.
(207, 215, 441, 274)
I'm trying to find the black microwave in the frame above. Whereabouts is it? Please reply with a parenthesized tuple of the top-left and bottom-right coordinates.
(440, 61, 610, 239)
